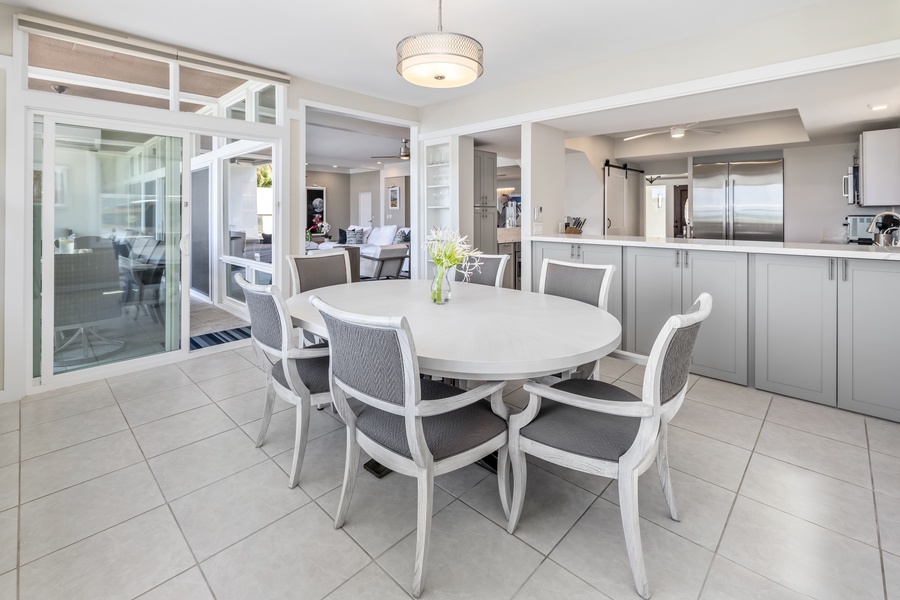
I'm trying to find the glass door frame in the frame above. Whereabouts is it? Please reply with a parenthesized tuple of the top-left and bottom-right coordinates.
(189, 138, 275, 318)
(29, 110, 193, 387)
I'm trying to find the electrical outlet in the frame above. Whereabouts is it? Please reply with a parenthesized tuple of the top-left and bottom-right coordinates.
(533, 221, 543, 235)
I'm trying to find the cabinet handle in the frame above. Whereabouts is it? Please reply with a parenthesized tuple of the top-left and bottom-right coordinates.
(684, 251, 689, 268)
(828, 258, 834, 280)
(570, 245, 575, 259)
(842, 259, 848, 282)
(675, 250, 680, 268)
(576, 245, 581, 259)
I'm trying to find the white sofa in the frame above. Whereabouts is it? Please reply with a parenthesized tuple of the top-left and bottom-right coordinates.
(317, 225, 410, 278)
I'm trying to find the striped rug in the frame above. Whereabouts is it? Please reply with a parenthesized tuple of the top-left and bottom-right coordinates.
(189, 326, 252, 351)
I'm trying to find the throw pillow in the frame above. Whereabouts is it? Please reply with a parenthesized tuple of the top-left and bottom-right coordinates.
(345, 229, 363, 244)
(393, 229, 411, 244)
(338, 228, 347, 244)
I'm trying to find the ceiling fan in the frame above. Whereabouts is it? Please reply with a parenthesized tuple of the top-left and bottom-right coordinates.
(623, 123, 721, 142)
(372, 138, 410, 160)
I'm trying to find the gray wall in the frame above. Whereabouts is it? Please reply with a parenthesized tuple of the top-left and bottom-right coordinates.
(384, 175, 409, 228)
(306, 170, 350, 237)
(783, 143, 897, 243)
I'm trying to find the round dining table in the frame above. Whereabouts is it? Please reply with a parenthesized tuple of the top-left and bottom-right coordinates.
(285, 279, 622, 381)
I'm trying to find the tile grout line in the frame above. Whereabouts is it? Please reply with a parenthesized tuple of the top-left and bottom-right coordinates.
(865, 419, 890, 600)
(697, 393, 773, 599)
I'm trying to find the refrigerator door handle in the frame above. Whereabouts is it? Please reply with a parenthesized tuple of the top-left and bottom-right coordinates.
(729, 179, 736, 239)
(723, 180, 729, 239)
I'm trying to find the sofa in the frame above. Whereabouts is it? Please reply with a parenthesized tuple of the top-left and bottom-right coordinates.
(316, 224, 410, 278)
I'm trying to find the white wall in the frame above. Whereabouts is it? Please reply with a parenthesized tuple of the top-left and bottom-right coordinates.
(564, 152, 603, 235)
(522, 122, 566, 290)
(783, 142, 898, 243)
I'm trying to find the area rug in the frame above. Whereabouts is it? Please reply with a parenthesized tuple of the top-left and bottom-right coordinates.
(189, 326, 252, 350)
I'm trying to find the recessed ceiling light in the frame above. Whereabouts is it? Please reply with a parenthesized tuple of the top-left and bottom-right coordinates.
(332, 165, 338, 168)
(869, 103, 889, 111)
(670, 127, 686, 138)
(377, 161, 383, 164)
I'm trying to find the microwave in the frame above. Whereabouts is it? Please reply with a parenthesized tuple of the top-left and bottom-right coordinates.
(847, 215, 875, 243)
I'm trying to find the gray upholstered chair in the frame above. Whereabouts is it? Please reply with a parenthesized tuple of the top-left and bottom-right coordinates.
(234, 273, 331, 488)
(309, 295, 509, 598)
(454, 254, 509, 287)
(538, 258, 616, 379)
(502, 293, 712, 599)
(286, 250, 353, 296)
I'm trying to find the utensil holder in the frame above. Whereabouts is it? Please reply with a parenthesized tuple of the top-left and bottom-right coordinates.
(564, 226, 582, 234)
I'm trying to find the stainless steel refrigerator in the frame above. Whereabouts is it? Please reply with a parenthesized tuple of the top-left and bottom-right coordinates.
(692, 159, 784, 241)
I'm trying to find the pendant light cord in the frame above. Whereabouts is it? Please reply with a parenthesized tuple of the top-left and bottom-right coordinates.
(438, 0, 443, 32)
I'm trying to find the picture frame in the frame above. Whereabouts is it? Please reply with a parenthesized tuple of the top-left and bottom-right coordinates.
(388, 186, 400, 210)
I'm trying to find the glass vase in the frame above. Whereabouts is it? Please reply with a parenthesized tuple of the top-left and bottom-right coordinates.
(430, 266, 451, 304)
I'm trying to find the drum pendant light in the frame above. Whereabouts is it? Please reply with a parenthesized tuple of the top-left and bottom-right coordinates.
(396, 0, 483, 88)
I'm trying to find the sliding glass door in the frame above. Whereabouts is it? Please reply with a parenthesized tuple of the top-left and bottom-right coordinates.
(35, 118, 187, 377)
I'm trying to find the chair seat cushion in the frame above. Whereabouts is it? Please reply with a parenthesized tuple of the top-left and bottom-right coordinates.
(271, 352, 330, 395)
(355, 379, 506, 461)
(520, 379, 641, 462)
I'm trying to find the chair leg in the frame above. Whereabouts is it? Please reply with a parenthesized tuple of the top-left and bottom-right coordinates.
(618, 469, 650, 600)
(288, 397, 311, 488)
(334, 427, 360, 529)
(255, 380, 277, 448)
(506, 444, 527, 534)
(412, 466, 434, 599)
(656, 421, 679, 521)
(496, 446, 511, 519)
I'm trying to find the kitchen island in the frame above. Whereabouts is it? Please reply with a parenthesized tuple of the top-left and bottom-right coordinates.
(529, 234, 900, 422)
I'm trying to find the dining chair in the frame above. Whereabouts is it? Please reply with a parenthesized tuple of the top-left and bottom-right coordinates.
(538, 258, 616, 379)
(454, 254, 509, 287)
(309, 295, 509, 598)
(286, 251, 354, 348)
(286, 250, 353, 296)
(502, 293, 712, 599)
(234, 273, 332, 488)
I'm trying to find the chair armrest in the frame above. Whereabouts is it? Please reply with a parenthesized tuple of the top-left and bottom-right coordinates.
(607, 349, 648, 366)
(286, 346, 330, 360)
(522, 381, 652, 418)
(416, 380, 507, 417)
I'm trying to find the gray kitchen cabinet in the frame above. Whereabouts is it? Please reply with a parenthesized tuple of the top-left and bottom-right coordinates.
(837, 259, 900, 420)
(473, 150, 497, 206)
(626, 247, 748, 384)
(531, 241, 623, 324)
(754, 255, 837, 405)
(859, 128, 900, 206)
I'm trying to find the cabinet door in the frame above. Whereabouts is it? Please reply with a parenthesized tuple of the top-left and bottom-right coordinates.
(532, 242, 576, 291)
(478, 208, 497, 254)
(838, 259, 900, 420)
(625, 247, 682, 355)
(683, 250, 748, 385)
(481, 152, 497, 205)
(859, 129, 900, 206)
(580, 244, 623, 325)
(473, 151, 484, 203)
(754, 255, 837, 405)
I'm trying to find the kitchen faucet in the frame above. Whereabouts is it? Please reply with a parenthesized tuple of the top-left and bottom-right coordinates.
(866, 211, 900, 246)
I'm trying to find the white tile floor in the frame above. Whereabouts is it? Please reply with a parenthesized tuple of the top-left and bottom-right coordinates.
(2, 351, 899, 599)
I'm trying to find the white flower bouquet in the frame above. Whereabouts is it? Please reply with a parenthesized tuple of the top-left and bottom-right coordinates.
(425, 227, 482, 303)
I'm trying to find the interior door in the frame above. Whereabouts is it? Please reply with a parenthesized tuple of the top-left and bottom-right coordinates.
(37, 118, 187, 379)
(358, 192, 373, 227)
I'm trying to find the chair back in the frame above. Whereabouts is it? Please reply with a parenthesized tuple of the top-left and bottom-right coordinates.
(233, 272, 293, 358)
(644, 292, 712, 406)
(625, 293, 712, 460)
(539, 259, 616, 311)
(311, 296, 419, 414)
(455, 254, 509, 287)
(286, 251, 352, 296)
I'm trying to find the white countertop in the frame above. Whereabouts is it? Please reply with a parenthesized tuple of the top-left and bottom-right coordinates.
(528, 234, 900, 261)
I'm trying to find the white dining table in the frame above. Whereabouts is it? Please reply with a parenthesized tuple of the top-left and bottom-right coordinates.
(285, 279, 622, 381)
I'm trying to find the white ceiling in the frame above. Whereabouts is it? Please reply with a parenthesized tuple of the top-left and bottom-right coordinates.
(16, 0, 836, 107)
(14, 0, 899, 167)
